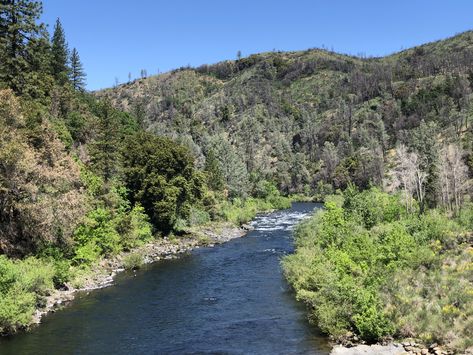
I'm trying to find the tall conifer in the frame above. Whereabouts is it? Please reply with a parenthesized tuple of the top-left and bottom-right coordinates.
(0, 0, 43, 92)
(51, 17, 69, 83)
(70, 47, 86, 91)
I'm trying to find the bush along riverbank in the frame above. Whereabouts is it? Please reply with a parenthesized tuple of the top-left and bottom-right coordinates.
(28, 221, 249, 330)
(0, 188, 292, 337)
(0, 84, 294, 336)
(283, 187, 473, 354)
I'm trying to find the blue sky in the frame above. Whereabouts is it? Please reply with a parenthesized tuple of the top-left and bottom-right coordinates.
(41, 0, 473, 91)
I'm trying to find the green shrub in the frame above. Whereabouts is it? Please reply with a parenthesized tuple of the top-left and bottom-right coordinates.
(73, 241, 101, 265)
(120, 204, 153, 249)
(283, 188, 472, 350)
(372, 222, 416, 270)
(35, 246, 72, 288)
(344, 187, 403, 229)
(173, 217, 188, 232)
(123, 253, 144, 270)
(353, 304, 395, 341)
(73, 208, 121, 263)
(79, 163, 105, 197)
(406, 209, 461, 245)
(458, 203, 473, 230)
(52, 259, 72, 288)
(188, 207, 211, 226)
(0, 287, 36, 333)
(0, 256, 55, 334)
(15, 257, 54, 296)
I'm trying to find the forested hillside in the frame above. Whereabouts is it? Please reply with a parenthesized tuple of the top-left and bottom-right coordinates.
(99, 31, 473, 353)
(0, 0, 292, 335)
(101, 33, 473, 208)
(1, 0, 472, 351)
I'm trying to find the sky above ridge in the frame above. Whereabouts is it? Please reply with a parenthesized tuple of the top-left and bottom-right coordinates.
(41, 0, 473, 90)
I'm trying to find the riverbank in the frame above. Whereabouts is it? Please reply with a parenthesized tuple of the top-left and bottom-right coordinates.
(0, 202, 334, 354)
(283, 189, 473, 355)
(331, 341, 454, 355)
(0, 192, 294, 337)
(30, 222, 250, 329)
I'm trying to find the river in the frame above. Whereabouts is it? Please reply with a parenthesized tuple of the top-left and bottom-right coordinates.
(0, 202, 330, 355)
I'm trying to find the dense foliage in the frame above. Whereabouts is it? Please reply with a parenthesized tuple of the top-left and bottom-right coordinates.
(101, 33, 473, 207)
(0, 89, 85, 256)
(102, 39, 473, 352)
(0, 256, 54, 334)
(283, 188, 473, 351)
(122, 132, 205, 232)
(1, 0, 472, 345)
(0, 0, 291, 335)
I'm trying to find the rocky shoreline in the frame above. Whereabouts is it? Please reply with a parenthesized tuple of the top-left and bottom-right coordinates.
(331, 341, 456, 355)
(31, 222, 250, 328)
(19, 220, 461, 355)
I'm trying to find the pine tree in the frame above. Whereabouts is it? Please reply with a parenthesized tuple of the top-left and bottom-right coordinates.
(204, 148, 225, 191)
(70, 47, 86, 91)
(90, 102, 121, 183)
(23, 30, 54, 99)
(51, 17, 69, 83)
(209, 135, 249, 197)
(0, 0, 43, 93)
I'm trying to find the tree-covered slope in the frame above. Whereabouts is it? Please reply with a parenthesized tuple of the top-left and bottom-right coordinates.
(99, 32, 473, 205)
(97, 30, 473, 353)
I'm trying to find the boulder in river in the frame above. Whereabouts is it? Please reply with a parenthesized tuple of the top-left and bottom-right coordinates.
(331, 344, 406, 355)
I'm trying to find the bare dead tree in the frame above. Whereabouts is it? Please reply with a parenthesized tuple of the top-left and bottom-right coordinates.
(391, 145, 428, 213)
(439, 144, 470, 214)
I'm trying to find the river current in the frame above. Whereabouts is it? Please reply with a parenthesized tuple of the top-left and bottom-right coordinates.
(0, 202, 330, 355)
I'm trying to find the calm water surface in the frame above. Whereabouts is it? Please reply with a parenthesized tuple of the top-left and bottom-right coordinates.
(0, 202, 330, 355)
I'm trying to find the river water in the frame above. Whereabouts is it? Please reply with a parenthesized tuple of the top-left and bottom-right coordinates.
(0, 203, 330, 355)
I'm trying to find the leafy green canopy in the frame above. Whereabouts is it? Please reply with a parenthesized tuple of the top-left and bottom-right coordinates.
(122, 132, 205, 232)
(283, 188, 472, 351)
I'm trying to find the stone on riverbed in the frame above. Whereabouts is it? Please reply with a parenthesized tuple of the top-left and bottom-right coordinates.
(331, 344, 406, 355)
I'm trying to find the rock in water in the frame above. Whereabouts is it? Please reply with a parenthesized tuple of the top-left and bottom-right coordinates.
(331, 344, 406, 355)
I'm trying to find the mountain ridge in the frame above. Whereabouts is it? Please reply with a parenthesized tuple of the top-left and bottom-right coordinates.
(99, 29, 473, 199)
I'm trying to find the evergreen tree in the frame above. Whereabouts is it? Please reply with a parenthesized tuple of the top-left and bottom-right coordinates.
(210, 135, 249, 197)
(204, 148, 225, 191)
(27, 32, 52, 74)
(90, 102, 121, 183)
(51, 17, 69, 83)
(22, 31, 54, 100)
(0, 0, 43, 93)
(70, 47, 86, 91)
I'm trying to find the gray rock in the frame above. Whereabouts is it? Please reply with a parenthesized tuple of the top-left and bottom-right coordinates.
(241, 223, 253, 231)
(331, 344, 407, 355)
